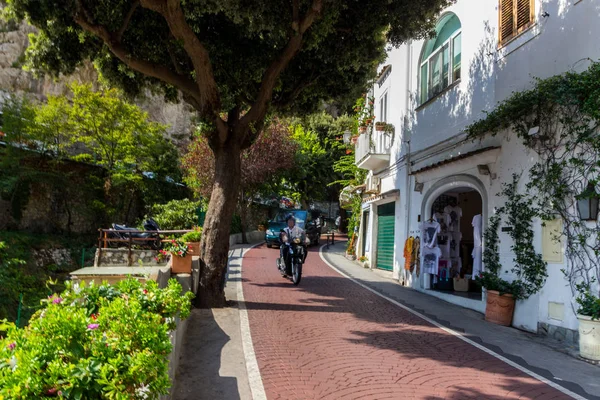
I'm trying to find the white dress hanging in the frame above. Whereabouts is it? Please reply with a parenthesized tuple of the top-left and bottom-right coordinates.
(471, 214, 483, 279)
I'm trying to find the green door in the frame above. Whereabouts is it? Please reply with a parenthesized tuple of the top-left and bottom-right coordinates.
(376, 202, 395, 271)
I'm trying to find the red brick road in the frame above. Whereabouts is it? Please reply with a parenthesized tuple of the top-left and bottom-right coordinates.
(241, 244, 572, 400)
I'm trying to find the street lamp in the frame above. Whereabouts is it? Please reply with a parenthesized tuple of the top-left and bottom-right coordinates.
(343, 130, 352, 144)
(576, 183, 600, 221)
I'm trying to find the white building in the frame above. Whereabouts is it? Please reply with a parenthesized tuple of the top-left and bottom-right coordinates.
(355, 0, 599, 343)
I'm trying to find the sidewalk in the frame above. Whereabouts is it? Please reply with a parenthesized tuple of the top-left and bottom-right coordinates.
(172, 243, 257, 400)
(321, 240, 600, 400)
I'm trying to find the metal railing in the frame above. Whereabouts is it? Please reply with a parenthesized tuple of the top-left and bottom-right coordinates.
(355, 130, 393, 164)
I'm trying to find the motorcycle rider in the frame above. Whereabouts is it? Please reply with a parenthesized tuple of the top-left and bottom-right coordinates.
(280, 214, 307, 273)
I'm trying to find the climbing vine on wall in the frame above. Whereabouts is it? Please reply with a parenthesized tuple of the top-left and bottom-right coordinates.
(467, 61, 600, 301)
(480, 174, 548, 300)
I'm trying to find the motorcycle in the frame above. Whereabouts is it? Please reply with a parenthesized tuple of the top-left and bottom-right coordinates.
(109, 218, 162, 250)
(277, 230, 308, 286)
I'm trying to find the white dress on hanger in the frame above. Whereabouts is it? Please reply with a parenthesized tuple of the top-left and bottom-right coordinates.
(472, 214, 483, 279)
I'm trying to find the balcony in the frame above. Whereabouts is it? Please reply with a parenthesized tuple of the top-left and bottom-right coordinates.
(355, 130, 392, 171)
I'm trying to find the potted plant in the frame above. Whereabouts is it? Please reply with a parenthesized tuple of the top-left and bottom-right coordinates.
(358, 126, 367, 134)
(158, 239, 192, 274)
(476, 272, 521, 326)
(375, 121, 386, 131)
(358, 255, 369, 268)
(575, 281, 600, 361)
(181, 227, 202, 255)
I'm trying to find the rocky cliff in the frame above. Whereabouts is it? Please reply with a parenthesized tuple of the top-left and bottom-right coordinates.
(0, 17, 195, 144)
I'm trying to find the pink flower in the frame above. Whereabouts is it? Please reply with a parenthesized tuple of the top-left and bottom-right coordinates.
(7, 342, 15, 351)
(178, 251, 183, 256)
(87, 324, 99, 330)
(143, 289, 148, 294)
(46, 388, 58, 395)
(52, 297, 63, 304)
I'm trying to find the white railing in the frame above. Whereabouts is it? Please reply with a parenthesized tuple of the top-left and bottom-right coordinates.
(355, 129, 393, 165)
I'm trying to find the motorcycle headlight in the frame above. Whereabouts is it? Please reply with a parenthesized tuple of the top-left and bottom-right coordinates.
(293, 238, 302, 244)
(266, 229, 273, 235)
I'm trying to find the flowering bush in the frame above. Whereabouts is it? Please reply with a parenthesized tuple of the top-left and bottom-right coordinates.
(0, 278, 194, 399)
(156, 239, 190, 262)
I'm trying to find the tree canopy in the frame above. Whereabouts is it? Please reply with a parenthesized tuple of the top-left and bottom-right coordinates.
(4, 0, 452, 132)
(3, 0, 453, 306)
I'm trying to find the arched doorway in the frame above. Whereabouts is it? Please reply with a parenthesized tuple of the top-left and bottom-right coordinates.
(420, 175, 486, 299)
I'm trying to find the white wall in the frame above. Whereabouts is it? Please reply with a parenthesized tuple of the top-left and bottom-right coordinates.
(363, 0, 599, 332)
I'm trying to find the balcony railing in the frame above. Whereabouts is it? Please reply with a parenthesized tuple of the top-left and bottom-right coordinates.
(355, 129, 392, 171)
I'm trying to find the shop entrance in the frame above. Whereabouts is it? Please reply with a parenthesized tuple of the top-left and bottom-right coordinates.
(422, 187, 483, 300)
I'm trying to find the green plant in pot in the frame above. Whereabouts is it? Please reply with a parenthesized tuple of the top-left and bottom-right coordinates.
(158, 239, 192, 274)
(479, 175, 548, 327)
(575, 280, 600, 361)
(181, 227, 202, 255)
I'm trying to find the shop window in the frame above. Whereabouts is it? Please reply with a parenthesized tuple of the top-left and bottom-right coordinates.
(419, 13, 462, 105)
(499, 0, 535, 45)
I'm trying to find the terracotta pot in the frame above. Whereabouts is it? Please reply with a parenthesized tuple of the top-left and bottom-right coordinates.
(375, 123, 386, 131)
(171, 254, 192, 274)
(485, 290, 515, 326)
(186, 242, 200, 255)
(358, 126, 367, 134)
(578, 315, 600, 361)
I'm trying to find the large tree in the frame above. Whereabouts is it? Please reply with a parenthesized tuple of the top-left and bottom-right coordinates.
(183, 119, 297, 243)
(4, 0, 452, 306)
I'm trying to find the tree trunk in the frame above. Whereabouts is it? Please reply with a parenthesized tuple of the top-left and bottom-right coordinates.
(239, 191, 248, 244)
(196, 142, 242, 308)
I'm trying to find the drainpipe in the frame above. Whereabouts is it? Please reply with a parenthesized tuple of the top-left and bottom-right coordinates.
(403, 41, 412, 285)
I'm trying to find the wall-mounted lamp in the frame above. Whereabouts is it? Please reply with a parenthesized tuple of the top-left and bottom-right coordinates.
(541, 11, 550, 18)
(414, 181, 424, 193)
(528, 126, 540, 137)
(576, 183, 599, 221)
(343, 130, 352, 145)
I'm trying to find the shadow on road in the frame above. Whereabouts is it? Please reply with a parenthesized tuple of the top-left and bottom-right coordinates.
(172, 308, 240, 400)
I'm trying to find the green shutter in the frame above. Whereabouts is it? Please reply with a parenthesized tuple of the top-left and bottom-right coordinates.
(376, 203, 395, 271)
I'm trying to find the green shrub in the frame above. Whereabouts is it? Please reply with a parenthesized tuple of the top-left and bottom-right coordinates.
(148, 199, 202, 230)
(0, 278, 194, 399)
(181, 228, 202, 243)
(575, 280, 600, 320)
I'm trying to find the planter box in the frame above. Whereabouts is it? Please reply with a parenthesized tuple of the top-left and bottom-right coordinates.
(170, 254, 192, 274)
(375, 122, 386, 131)
(485, 290, 515, 327)
(453, 278, 469, 292)
(186, 242, 200, 255)
(578, 315, 600, 361)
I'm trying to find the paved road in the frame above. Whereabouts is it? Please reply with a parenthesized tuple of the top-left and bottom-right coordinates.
(241, 244, 573, 400)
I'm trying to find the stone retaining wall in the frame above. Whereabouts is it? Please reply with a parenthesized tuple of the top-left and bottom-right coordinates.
(94, 248, 166, 267)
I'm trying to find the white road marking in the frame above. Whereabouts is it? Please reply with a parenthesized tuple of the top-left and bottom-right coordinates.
(232, 243, 267, 400)
(319, 245, 588, 400)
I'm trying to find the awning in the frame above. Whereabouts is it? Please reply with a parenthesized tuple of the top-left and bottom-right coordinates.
(362, 189, 399, 205)
(411, 146, 501, 175)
